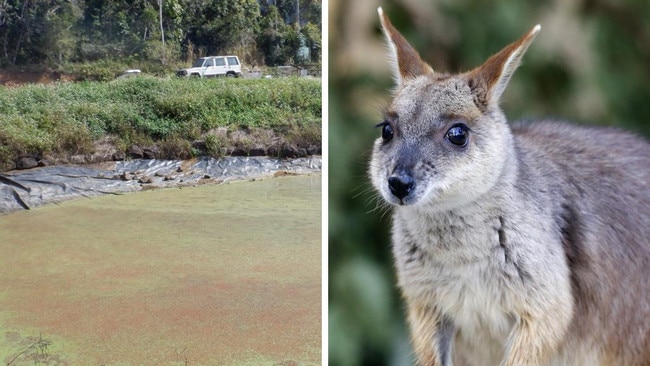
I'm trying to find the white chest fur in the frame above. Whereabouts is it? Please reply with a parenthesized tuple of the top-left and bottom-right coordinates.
(392, 205, 524, 358)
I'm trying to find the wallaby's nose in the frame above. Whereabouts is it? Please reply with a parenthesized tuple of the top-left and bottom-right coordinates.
(388, 175, 415, 200)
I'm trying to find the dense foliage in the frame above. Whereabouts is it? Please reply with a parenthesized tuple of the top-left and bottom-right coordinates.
(0, 76, 321, 165)
(329, 0, 650, 365)
(0, 0, 321, 68)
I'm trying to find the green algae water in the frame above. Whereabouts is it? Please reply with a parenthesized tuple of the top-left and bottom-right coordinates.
(0, 175, 321, 365)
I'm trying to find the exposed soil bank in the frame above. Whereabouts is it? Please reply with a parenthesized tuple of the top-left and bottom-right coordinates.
(4, 126, 321, 173)
(0, 175, 321, 365)
(0, 70, 76, 86)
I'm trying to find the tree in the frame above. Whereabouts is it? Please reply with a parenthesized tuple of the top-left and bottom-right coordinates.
(0, 0, 320, 68)
(180, 0, 259, 57)
(301, 21, 320, 63)
(158, 0, 164, 63)
(0, 0, 74, 65)
(77, 0, 159, 60)
(274, 0, 320, 27)
(258, 5, 297, 66)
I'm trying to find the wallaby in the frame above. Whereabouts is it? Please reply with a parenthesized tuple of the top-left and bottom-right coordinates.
(370, 7, 650, 366)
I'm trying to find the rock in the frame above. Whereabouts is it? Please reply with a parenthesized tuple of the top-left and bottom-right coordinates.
(279, 146, 298, 158)
(230, 147, 247, 156)
(142, 151, 153, 160)
(163, 175, 176, 181)
(142, 146, 159, 159)
(88, 137, 117, 163)
(176, 166, 184, 173)
(128, 145, 143, 159)
(55, 156, 70, 165)
(249, 147, 266, 156)
(41, 154, 57, 164)
(191, 140, 207, 154)
(120, 172, 132, 181)
(112, 150, 126, 161)
(138, 175, 153, 184)
(306, 145, 319, 155)
(16, 157, 38, 170)
(296, 148, 308, 157)
(267, 146, 279, 157)
(69, 155, 86, 164)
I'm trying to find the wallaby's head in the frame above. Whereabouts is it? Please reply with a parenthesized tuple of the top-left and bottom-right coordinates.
(370, 7, 540, 210)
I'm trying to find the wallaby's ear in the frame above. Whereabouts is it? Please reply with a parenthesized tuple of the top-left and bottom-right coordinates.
(468, 25, 541, 109)
(378, 7, 433, 85)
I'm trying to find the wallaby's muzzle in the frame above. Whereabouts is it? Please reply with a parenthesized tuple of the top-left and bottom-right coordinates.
(388, 174, 415, 201)
(386, 144, 419, 202)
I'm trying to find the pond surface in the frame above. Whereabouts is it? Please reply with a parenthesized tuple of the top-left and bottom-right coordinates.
(0, 175, 321, 365)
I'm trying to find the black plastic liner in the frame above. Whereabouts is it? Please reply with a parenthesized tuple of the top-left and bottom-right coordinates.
(1, 156, 321, 214)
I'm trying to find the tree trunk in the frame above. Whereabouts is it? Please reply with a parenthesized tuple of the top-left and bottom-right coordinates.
(159, 0, 165, 64)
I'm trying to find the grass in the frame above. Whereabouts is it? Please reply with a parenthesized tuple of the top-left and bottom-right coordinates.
(0, 176, 321, 364)
(0, 76, 321, 168)
(6, 333, 52, 365)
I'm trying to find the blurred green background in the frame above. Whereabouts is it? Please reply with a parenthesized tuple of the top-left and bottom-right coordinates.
(328, 0, 650, 365)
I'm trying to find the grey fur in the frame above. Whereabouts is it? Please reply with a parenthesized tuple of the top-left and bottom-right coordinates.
(371, 8, 650, 366)
(437, 314, 455, 366)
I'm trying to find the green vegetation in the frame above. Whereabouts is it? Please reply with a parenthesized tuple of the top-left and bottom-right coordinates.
(0, 76, 321, 167)
(0, 0, 321, 70)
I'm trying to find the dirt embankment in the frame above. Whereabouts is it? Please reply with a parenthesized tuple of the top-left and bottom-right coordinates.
(6, 130, 321, 172)
(0, 70, 76, 86)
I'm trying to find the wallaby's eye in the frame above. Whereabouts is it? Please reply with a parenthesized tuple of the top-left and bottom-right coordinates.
(376, 121, 394, 142)
(382, 124, 394, 141)
(446, 124, 469, 147)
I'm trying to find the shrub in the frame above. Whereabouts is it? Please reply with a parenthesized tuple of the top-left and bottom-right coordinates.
(204, 133, 225, 158)
(0, 76, 320, 166)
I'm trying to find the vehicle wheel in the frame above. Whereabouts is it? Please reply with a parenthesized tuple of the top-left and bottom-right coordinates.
(226, 72, 235, 78)
(191, 73, 201, 78)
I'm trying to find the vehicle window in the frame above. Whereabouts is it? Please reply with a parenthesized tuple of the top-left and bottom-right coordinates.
(214, 57, 226, 66)
(192, 58, 206, 67)
(204, 58, 214, 67)
(227, 57, 239, 66)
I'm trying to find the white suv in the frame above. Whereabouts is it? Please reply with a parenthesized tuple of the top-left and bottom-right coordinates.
(176, 56, 242, 78)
